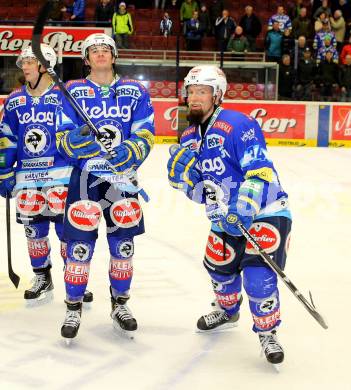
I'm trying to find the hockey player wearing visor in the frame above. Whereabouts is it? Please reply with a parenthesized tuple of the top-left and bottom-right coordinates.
(167, 65, 292, 366)
(0, 44, 93, 306)
(56, 33, 154, 341)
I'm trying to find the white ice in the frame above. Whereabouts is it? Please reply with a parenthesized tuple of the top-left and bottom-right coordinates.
(0, 145, 350, 390)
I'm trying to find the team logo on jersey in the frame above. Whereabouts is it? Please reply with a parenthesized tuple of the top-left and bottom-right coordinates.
(69, 242, 92, 262)
(82, 100, 131, 122)
(16, 190, 47, 216)
(205, 231, 235, 266)
(245, 222, 281, 255)
(258, 295, 279, 314)
(68, 200, 102, 231)
(6, 96, 26, 111)
(117, 239, 134, 258)
(23, 125, 51, 157)
(201, 157, 226, 175)
(182, 138, 198, 151)
(44, 94, 59, 105)
(241, 128, 256, 142)
(110, 198, 142, 228)
(71, 86, 95, 99)
(22, 157, 54, 169)
(24, 225, 39, 238)
(212, 121, 233, 134)
(96, 119, 123, 150)
(207, 134, 225, 149)
(115, 85, 142, 99)
(47, 187, 67, 214)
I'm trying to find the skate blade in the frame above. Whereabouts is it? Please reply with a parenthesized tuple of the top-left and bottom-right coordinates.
(260, 351, 283, 372)
(82, 301, 92, 310)
(112, 321, 136, 340)
(196, 321, 239, 333)
(25, 290, 54, 307)
(62, 337, 75, 346)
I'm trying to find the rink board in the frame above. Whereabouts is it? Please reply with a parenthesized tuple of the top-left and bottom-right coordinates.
(1, 96, 350, 147)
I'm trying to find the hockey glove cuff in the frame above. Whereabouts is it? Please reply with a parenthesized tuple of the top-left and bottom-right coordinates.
(0, 168, 15, 198)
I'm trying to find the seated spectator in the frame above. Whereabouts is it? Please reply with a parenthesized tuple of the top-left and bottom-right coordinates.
(112, 2, 133, 49)
(340, 53, 351, 100)
(340, 36, 351, 64)
(295, 47, 317, 100)
(95, 0, 114, 26)
(227, 26, 249, 60)
(289, 0, 304, 20)
(313, 0, 332, 19)
(166, 0, 181, 10)
(297, 35, 308, 61)
(209, 0, 224, 36)
(292, 7, 313, 39)
(265, 21, 283, 62)
(315, 12, 330, 32)
(61, 0, 86, 22)
(180, 0, 198, 31)
(314, 23, 338, 63)
(336, 0, 351, 22)
(268, 6, 292, 33)
(239, 5, 262, 52)
(199, 4, 211, 36)
(330, 10, 346, 51)
(48, 0, 64, 23)
(282, 28, 295, 57)
(160, 12, 173, 36)
(278, 54, 296, 99)
(215, 9, 236, 52)
(317, 50, 340, 100)
(185, 10, 203, 51)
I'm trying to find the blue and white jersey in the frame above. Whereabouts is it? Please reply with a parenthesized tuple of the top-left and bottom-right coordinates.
(57, 76, 155, 151)
(180, 108, 291, 229)
(268, 13, 292, 32)
(0, 84, 72, 189)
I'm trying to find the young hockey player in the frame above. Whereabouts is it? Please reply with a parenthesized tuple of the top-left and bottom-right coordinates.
(167, 65, 292, 366)
(0, 44, 93, 305)
(56, 33, 154, 340)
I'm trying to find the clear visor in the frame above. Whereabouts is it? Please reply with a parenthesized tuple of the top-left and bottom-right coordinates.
(16, 55, 38, 69)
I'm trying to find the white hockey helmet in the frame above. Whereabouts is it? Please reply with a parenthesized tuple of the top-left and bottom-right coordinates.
(81, 33, 117, 59)
(184, 65, 227, 101)
(16, 44, 57, 69)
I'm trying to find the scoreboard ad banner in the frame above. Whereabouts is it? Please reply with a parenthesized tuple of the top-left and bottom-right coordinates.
(0, 95, 350, 146)
(0, 26, 110, 57)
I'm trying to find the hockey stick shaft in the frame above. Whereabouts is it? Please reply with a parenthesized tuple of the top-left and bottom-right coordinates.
(32, 0, 149, 202)
(238, 222, 328, 329)
(6, 196, 20, 288)
(215, 198, 328, 329)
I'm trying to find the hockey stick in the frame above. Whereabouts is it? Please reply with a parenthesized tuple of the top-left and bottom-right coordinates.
(31, 0, 149, 202)
(216, 199, 328, 330)
(6, 195, 20, 288)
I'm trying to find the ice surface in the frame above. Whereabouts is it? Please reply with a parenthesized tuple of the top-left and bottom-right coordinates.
(0, 145, 350, 390)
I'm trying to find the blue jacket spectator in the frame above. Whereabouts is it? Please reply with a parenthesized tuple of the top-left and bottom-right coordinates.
(265, 21, 283, 62)
(62, 0, 86, 21)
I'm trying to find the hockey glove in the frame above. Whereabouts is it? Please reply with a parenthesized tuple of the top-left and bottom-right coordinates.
(59, 125, 101, 164)
(107, 130, 154, 175)
(0, 168, 15, 198)
(218, 178, 264, 236)
(167, 146, 204, 203)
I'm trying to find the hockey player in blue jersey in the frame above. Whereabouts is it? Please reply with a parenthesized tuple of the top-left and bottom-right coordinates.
(56, 33, 154, 340)
(167, 65, 292, 366)
(0, 45, 93, 305)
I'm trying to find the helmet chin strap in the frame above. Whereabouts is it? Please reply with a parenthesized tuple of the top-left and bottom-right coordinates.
(27, 64, 47, 90)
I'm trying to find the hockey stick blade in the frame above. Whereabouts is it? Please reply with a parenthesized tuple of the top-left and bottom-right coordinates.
(237, 223, 328, 330)
(31, 1, 149, 202)
(6, 196, 20, 288)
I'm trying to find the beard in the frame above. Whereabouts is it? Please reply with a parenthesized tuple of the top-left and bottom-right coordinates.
(186, 108, 205, 126)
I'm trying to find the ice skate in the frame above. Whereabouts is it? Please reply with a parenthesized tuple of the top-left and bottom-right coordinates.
(83, 289, 93, 306)
(61, 301, 82, 344)
(110, 296, 137, 339)
(24, 268, 54, 306)
(258, 330, 284, 370)
(197, 309, 240, 332)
